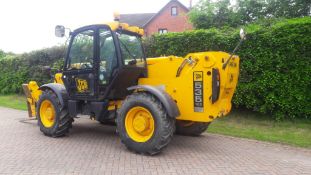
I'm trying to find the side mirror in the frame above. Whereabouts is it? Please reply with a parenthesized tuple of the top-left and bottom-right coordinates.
(55, 25, 65, 37)
(42, 66, 55, 80)
(240, 28, 246, 40)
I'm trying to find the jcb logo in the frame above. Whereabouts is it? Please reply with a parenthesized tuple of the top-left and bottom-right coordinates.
(194, 72, 203, 81)
(75, 78, 88, 93)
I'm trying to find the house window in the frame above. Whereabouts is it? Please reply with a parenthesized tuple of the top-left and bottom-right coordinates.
(158, 29, 168, 34)
(171, 6, 178, 16)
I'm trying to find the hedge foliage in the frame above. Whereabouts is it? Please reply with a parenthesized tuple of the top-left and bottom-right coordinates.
(144, 17, 311, 119)
(0, 46, 65, 94)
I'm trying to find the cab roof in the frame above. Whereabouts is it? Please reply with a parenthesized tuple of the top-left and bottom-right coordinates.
(106, 22, 144, 36)
(73, 22, 144, 36)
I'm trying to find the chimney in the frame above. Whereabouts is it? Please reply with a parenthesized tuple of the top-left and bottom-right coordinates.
(189, 0, 193, 9)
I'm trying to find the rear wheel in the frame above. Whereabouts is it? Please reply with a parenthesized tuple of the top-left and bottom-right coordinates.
(37, 90, 73, 137)
(175, 120, 210, 136)
(116, 92, 175, 155)
(99, 119, 116, 126)
(99, 112, 116, 126)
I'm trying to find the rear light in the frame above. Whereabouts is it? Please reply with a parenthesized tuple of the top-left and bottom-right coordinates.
(211, 68, 220, 104)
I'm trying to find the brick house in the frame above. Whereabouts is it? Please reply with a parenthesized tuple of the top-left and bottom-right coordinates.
(120, 0, 193, 36)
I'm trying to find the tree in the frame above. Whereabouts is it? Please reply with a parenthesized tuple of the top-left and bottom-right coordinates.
(235, 0, 266, 24)
(189, 0, 311, 29)
(265, 0, 311, 18)
(189, 0, 239, 29)
(0, 50, 5, 59)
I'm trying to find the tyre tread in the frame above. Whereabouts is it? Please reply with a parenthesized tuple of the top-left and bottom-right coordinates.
(116, 92, 175, 155)
(37, 89, 73, 137)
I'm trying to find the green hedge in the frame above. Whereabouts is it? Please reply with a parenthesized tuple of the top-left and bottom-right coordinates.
(0, 46, 65, 94)
(144, 17, 311, 120)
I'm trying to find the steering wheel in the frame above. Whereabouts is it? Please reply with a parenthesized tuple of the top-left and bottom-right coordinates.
(81, 63, 91, 69)
(99, 67, 107, 83)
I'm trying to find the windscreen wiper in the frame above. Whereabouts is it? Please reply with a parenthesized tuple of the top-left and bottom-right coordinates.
(119, 40, 136, 62)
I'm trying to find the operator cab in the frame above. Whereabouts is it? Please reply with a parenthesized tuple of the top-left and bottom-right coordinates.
(61, 24, 147, 101)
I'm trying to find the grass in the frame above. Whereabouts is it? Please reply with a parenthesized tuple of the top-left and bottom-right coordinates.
(209, 109, 311, 148)
(0, 94, 27, 111)
(0, 94, 310, 148)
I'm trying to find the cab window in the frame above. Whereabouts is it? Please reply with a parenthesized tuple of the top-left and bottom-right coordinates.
(117, 33, 145, 67)
(68, 30, 94, 70)
(99, 29, 117, 85)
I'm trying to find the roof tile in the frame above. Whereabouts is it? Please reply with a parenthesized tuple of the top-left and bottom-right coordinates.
(120, 13, 156, 28)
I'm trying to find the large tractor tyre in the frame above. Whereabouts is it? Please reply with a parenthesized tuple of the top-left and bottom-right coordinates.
(37, 90, 73, 137)
(175, 121, 210, 136)
(116, 92, 175, 155)
(99, 112, 116, 126)
(99, 119, 116, 126)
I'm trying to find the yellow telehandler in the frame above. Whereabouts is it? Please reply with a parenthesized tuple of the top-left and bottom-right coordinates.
(22, 15, 243, 155)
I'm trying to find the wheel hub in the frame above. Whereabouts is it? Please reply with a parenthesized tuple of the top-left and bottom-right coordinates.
(125, 106, 155, 142)
(39, 100, 56, 128)
(133, 114, 149, 133)
(45, 107, 54, 121)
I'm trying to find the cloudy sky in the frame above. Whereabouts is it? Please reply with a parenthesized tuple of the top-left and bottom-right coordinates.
(0, 0, 199, 53)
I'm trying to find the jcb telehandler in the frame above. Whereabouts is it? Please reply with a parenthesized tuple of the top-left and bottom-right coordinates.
(22, 15, 243, 155)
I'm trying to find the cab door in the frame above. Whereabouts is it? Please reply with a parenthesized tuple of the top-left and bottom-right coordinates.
(105, 32, 147, 99)
(62, 27, 96, 99)
(97, 27, 119, 97)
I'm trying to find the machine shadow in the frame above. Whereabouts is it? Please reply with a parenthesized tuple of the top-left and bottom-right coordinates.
(69, 120, 209, 150)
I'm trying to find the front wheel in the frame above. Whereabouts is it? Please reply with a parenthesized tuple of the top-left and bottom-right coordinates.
(116, 92, 175, 155)
(37, 90, 73, 137)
